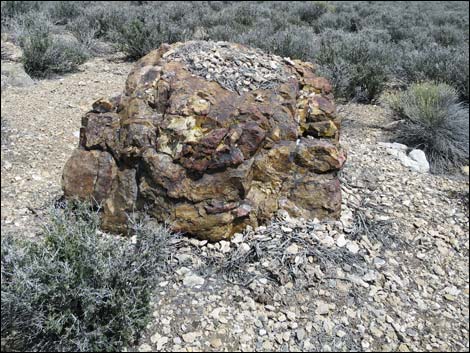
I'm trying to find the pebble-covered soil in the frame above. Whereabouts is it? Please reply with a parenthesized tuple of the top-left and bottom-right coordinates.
(1, 56, 468, 352)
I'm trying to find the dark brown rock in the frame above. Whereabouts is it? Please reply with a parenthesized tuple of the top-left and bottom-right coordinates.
(62, 41, 346, 240)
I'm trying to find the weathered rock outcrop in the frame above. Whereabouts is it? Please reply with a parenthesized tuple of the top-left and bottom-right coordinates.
(62, 41, 346, 240)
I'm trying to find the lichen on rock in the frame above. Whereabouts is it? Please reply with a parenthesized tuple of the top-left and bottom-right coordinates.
(62, 40, 346, 241)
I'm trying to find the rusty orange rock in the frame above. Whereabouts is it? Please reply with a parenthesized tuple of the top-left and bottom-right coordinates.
(62, 41, 346, 240)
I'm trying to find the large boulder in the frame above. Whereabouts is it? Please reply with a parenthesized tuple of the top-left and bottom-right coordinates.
(1, 62, 33, 90)
(62, 41, 346, 240)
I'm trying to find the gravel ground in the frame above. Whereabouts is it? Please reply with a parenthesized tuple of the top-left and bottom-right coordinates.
(1, 57, 468, 352)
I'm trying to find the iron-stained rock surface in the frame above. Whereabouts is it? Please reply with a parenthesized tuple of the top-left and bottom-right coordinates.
(62, 41, 346, 240)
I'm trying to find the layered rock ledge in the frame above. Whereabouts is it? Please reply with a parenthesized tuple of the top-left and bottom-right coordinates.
(62, 41, 346, 240)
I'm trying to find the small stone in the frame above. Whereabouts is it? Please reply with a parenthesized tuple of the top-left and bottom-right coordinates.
(413, 219, 428, 228)
(281, 225, 293, 233)
(139, 343, 152, 352)
(398, 343, 410, 352)
(150, 332, 161, 344)
(444, 294, 456, 301)
(3, 161, 12, 170)
(232, 233, 244, 243)
(370, 326, 383, 338)
(336, 234, 347, 247)
(210, 337, 223, 348)
(219, 240, 231, 253)
(346, 241, 360, 254)
(461, 165, 469, 176)
(286, 243, 299, 255)
(315, 302, 330, 315)
(362, 271, 377, 283)
(373, 257, 386, 269)
(336, 330, 346, 338)
(286, 311, 296, 321)
(183, 273, 205, 287)
(296, 328, 305, 341)
(406, 328, 418, 337)
(362, 340, 370, 350)
(432, 264, 445, 277)
(262, 340, 273, 350)
(156, 336, 168, 350)
(182, 332, 197, 343)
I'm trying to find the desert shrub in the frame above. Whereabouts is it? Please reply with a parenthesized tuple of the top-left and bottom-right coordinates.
(66, 14, 98, 50)
(383, 82, 469, 172)
(0, 0, 40, 20)
(291, 1, 328, 25)
(430, 25, 465, 47)
(1, 1, 469, 102)
(316, 29, 392, 102)
(396, 43, 469, 102)
(1, 202, 175, 352)
(47, 1, 83, 25)
(111, 11, 190, 60)
(4, 10, 53, 45)
(22, 26, 88, 77)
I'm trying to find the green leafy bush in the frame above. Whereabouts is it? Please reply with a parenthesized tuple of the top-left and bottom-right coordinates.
(22, 26, 88, 77)
(1, 202, 175, 352)
(383, 82, 469, 172)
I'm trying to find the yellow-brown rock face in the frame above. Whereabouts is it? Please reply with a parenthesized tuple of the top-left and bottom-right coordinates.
(62, 41, 346, 240)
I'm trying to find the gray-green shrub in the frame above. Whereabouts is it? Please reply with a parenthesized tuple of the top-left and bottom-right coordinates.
(1, 202, 175, 352)
(22, 26, 88, 77)
(2, 1, 469, 103)
(383, 82, 469, 172)
(316, 29, 392, 102)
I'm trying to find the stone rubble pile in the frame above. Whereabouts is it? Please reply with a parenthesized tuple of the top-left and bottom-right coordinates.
(164, 41, 291, 93)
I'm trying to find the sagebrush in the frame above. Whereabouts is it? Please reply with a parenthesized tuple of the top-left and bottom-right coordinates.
(21, 24, 88, 77)
(1, 202, 175, 352)
(2, 1, 468, 102)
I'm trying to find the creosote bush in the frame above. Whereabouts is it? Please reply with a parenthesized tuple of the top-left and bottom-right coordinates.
(383, 82, 469, 172)
(1, 201, 175, 352)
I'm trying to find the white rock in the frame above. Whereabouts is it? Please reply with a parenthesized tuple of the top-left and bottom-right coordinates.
(150, 332, 161, 344)
(315, 302, 330, 315)
(239, 243, 251, 254)
(320, 235, 335, 247)
(139, 343, 152, 352)
(182, 332, 197, 343)
(346, 241, 360, 254)
(286, 243, 299, 255)
(231, 232, 244, 243)
(182, 272, 205, 287)
(281, 225, 293, 233)
(156, 336, 168, 350)
(219, 240, 231, 253)
(336, 234, 347, 247)
(408, 149, 430, 173)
